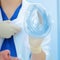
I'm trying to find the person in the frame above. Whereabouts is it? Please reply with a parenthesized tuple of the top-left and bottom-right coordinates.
(0, 0, 21, 60)
(0, 0, 50, 60)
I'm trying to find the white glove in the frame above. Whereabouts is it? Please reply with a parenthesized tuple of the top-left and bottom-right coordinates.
(0, 21, 21, 38)
(29, 36, 43, 54)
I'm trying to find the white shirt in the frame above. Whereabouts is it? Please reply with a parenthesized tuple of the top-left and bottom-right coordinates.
(0, 0, 51, 60)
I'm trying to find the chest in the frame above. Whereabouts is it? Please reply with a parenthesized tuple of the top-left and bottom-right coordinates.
(0, 3, 31, 60)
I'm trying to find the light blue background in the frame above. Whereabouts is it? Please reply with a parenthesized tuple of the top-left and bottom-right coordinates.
(58, 0, 59, 60)
(27, 0, 58, 60)
(40, 0, 58, 60)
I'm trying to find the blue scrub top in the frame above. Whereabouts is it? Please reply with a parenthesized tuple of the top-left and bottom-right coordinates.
(0, 4, 22, 56)
(1, 4, 22, 20)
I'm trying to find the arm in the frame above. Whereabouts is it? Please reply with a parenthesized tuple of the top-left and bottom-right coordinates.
(29, 36, 46, 60)
(25, 4, 50, 60)
(31, 51, 46, 60)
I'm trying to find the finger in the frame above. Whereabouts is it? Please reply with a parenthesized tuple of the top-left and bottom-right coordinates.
(0, 52, 4, 60)
(11, 24, 21, 32)
(10, 28, 20, 36)
(0, 50, 11, 60)
(1, 50, 10, 55)
(4, 28, 19, 38)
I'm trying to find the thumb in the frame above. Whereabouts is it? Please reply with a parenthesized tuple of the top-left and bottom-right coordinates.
(1, 50, 11, 60)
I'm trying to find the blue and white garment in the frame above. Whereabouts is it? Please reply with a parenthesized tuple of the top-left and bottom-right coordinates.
(0, 0, 51, 60)
(0, 3, 22, 57)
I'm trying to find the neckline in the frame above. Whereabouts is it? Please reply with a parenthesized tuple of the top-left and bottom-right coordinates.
(1, 3, 22, 20)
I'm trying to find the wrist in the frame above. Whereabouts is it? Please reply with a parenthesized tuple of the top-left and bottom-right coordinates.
(30, 46, 42, 54)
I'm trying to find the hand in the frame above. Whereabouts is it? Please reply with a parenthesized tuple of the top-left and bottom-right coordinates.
(0, 50, 10, 60)
(31, 50, 46, 60)
(29, 36, 43, 48)
(29, 36, 46, 60)
(0, 21, 21, 38)
(29, 36, 43, 54)
(0, 50, 19, 60)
